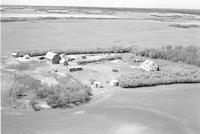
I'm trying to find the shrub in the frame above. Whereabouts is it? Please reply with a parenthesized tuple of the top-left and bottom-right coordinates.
(7, 73, 92, 109)
(138, 45, 200, 67)
(118, 70, 200, 88)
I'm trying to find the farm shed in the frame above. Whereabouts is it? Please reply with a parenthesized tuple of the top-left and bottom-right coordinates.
(59, 58, 68, 66)
(110, 79, 119, 87)
(140, 60, 159, 71)
(93, 81, 103, 88)
(68, 66, 83, 72)
(12, 52, 18, 57)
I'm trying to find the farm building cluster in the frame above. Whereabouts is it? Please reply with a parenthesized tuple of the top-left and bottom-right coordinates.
(11, 51, 160, 89)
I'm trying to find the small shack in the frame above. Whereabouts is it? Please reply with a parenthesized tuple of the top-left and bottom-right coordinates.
(45, 52, 61, 64)
(110, 79, 119, 87)
(93, 81, 103, 88)
(140, 60, 159, 71)
(59, 58, 68, 66)
(68, 66, 83, 72)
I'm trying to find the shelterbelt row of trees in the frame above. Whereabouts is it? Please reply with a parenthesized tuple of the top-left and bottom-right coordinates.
(118, 70, 200, 88)
(136, 45, 200, 67)
(13, 45, 200, 67)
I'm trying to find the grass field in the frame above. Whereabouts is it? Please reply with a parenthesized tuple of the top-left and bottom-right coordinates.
(2, 19, 200, 56)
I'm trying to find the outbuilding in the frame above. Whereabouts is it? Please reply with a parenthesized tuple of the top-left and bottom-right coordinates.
(110, 79, 119, 87)
(93, 81, 103, 88)
(140, 60, 159, 71)
(12, 52, 18, 57)
(59, 58, 68, 66)
(68, 66, 83, 72)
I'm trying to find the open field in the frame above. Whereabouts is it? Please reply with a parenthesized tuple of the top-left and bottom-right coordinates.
(2, 84, 200, 134)
(2, 19, 200, 56)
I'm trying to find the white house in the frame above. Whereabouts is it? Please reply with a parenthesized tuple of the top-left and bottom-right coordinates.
(140, 60, 159, 71)
(45, 52, 57, 60)
(110, 79, 119, 87)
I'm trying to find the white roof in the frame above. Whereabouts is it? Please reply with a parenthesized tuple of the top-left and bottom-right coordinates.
(94, 81, 101, 84)
(12, 52, 18, 56)
(141, 60, 155, 66)
(110, 79, 119, 83)
(45, 52, 57, 60)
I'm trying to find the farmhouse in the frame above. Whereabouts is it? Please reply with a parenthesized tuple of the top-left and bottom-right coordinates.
(45, 52, 61, 64)
(140, 60, 159, 71)
(68, 66, 83, 72)
(110, 79, 119, 87)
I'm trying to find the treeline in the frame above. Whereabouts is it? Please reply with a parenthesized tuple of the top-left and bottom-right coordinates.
(118, 70, 200, 88)
(13, 46, 130, 57)
(137, 45, 200, 67)
(13, 45, 200, 67)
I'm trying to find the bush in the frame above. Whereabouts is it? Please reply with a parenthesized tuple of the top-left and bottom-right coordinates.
(8, 73, 92, 109)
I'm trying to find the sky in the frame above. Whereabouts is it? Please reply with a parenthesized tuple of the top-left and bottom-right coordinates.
(2, 0, 200, 9)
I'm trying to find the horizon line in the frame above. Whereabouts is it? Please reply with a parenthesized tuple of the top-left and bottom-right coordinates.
(1, 4, 200, 10)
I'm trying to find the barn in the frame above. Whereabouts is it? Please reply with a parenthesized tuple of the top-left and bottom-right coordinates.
(45, 52, 61, 64)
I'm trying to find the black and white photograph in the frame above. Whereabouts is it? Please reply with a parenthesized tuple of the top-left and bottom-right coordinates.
(1, 0, 200, 134)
